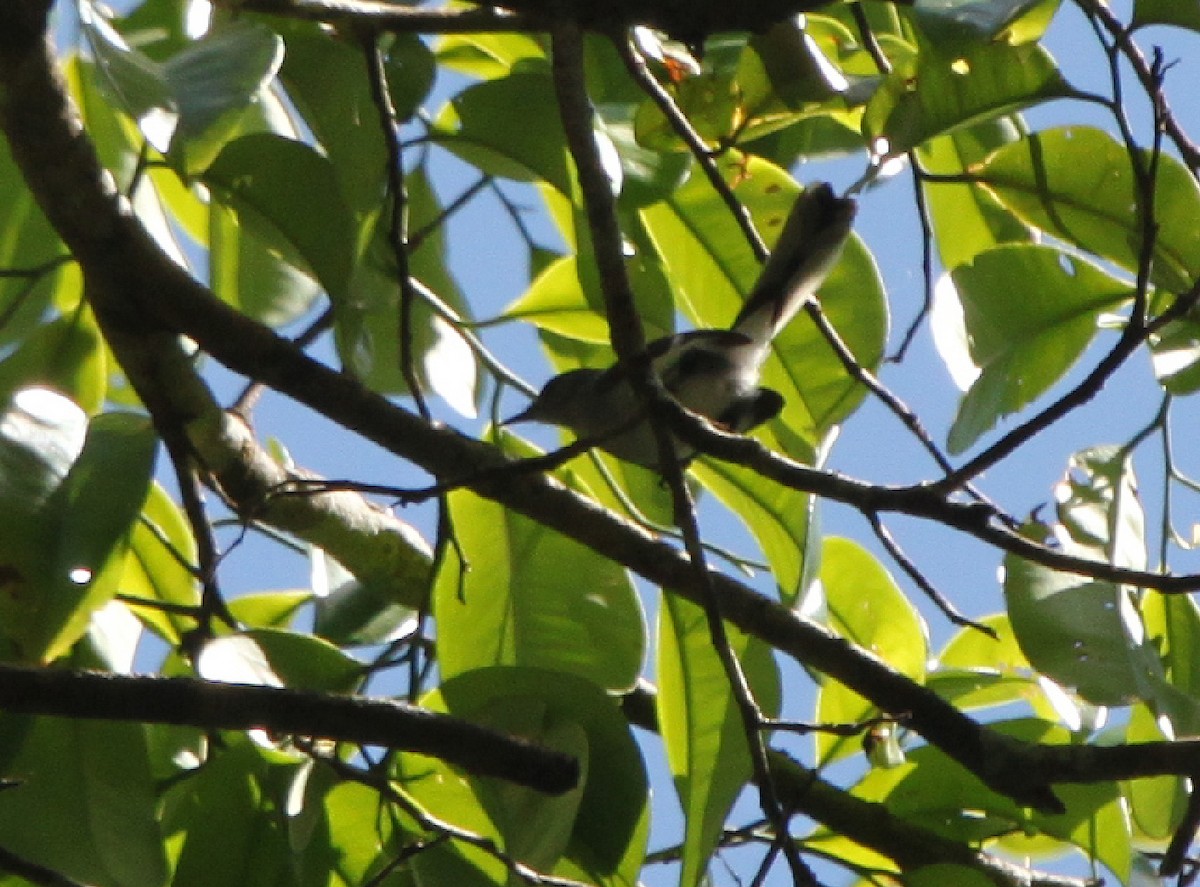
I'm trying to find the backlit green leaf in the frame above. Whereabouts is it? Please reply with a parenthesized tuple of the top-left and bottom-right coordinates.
(434, 490, 645, 692)
(404, 667, 648, 887)
(976, 125, 1200, 292)
(162, 20, 284, 173)
(816, 538, 927, 764)
(864, 41, 1070, 155)
(944, 245, 1130, 454)
(1004, 448, 1159, 707)
(205, 133, 356, 303)
(658, 593, 780, 887)
(917, 120, 1031, 271)
(434, 65, 573, 195)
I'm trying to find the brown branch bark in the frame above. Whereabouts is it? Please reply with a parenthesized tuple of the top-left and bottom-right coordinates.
(221, 0, 911, 44)
(0, 665, 578, 793)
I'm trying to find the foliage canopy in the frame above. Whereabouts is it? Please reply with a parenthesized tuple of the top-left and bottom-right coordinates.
(1, 0, 1200, 885)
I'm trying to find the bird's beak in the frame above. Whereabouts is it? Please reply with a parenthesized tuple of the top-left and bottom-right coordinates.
(499, 403, 537, 427)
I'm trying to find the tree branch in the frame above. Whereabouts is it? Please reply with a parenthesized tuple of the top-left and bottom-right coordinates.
(0, 665, 577, 793)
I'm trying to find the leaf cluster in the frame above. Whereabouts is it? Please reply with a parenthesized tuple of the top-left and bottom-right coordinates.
(1, 0, 1200, 886)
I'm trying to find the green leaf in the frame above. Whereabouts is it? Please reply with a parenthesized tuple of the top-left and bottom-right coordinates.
(639, 157, 887, 453)
(937, 612, 1027, 671)
(657, 595, 780, 887)
(1123, 703, 1185, 842)
(633, 70, 739, 153)
(79, 0, 178, 152)
(36, 412, 158, 663)
(169, 740, 291, 887)
(917, 120, 1031, 271)
(384, 32, 437, 123)
(0, 138, 68, 347)
(497, 425, 677, 530)
(504, 256, 613, 342)
(402, 667, 648, 887)
(864, 41, 1070, 155)
(117, 0, 192, 62)
(911, 0, 1062, 44)
(1143, 591, 1200, 699)
(744, 20, 848, 110)
(162, 20, 285, 173)
(944, 245, 1130, 454)
(0, 391, 87, 659)
(906, 865, 996, 887)
(313, 562, 418, 647)
(1133, 0, 1200, 32)
(861, 718, 1130, 879)
(333, 169, 479, 415)
(204, 133, 356, 303)
(0, 395, 158, 663)
(0, 716, 168, 887)
(322, 780, 407, 886)
(929, 614, 1060, 718)
(0, 310, 107, 415)
(199, 629, 360, 693)
(435, 32, 546, 78)
(975, 125, 1200, 292)
(1138, 591, 1200, 734)
(434, 490, 646, 692)
(1004, 448, 1160, 707)
(275, 19, 387, 216)
(434, 65, 573, 195)
(68, 53, 144, 183)
(1150, 319, 1200, 393)
(121, 481, 199, 644)
(228, 591, 312, 630)
(691, 458, 819, 603)
(816, 538, 927, 764)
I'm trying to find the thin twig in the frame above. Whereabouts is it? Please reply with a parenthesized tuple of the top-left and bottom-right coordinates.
(1080, 0, 1200, 173)
(303, 742, 590, 887)
(867, 512, 996, 636)
(408, 171, 491, 251)
(616, 34, 768, 260)
(364, 33, 429, 421)
(850, 3, 892, 74)
(800, 299, 1007, 516)
(767, 712, 906, 737)
(173, 453, 238, 646)
(891, 156, 936, 362)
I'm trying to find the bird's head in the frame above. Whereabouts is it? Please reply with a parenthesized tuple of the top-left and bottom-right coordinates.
(504, 369, 604, 429)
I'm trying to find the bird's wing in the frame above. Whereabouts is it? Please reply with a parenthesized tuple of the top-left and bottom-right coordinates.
(592, 330, 752, 394)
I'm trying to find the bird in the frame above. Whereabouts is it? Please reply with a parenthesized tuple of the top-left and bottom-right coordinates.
(506, 183, 857, 470)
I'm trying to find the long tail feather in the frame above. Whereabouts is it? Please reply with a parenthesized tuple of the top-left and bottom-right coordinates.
(732, 183, 857, 347)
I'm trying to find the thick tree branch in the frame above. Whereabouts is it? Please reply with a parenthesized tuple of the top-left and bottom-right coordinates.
(220, 0, 910, 44)
(473, 0, 908, 45)
(0, 665, 577, 793)
(101, 309, 434, 607)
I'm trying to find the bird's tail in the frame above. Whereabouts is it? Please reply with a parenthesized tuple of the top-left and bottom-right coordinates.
(732, 183, 857, 349)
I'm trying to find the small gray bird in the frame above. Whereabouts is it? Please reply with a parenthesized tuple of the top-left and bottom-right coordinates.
(507, 183, 857, 470)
